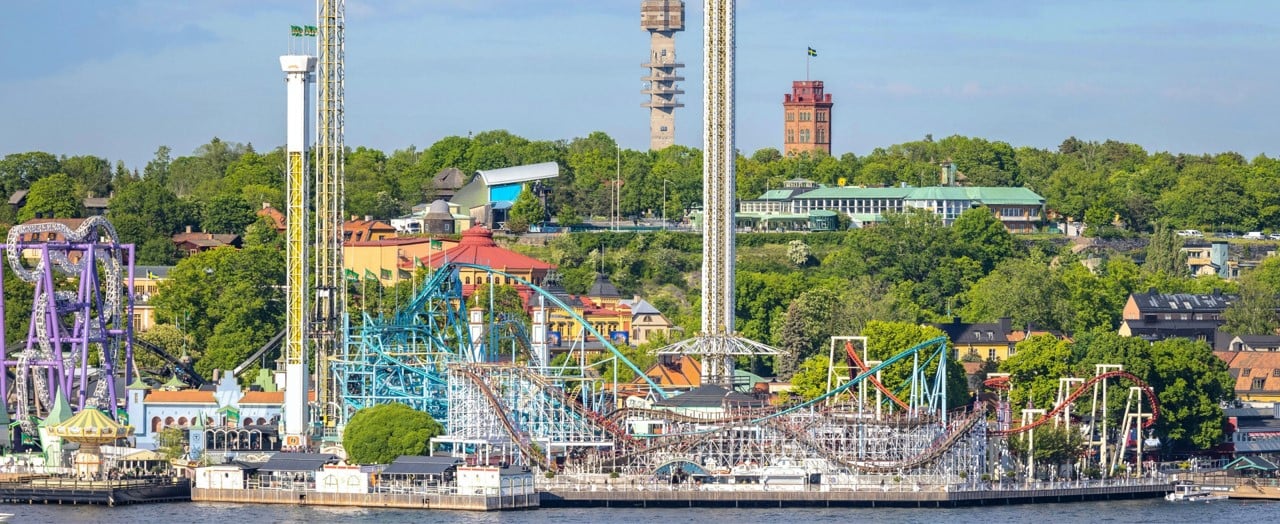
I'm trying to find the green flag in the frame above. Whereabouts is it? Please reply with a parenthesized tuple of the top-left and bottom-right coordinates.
(414, 257, 427, 269)
(290, 25, 303, 37)
(381, 269, 392, 280)
(344, 269, 359, 281)
(364, 268, 378, 280)
(430, 239, 443, 249)
(807, 47, 818, 57)
(304, 25, 317, 37)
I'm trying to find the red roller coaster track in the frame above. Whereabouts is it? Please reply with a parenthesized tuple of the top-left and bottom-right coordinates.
(986, 371, 1159, 437)
(842, 340, 911, 411)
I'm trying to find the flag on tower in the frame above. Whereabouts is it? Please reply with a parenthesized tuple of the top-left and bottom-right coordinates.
(807, 47, 818, 57)
(303, 25, 317, 37)
(290, 25, 303, 37)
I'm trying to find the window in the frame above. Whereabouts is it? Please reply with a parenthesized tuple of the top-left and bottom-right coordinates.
(800, 112, 812, 122)
(1243, 368, 1252, 377)
(800, 129, 811, 143)
(1253, 378, 1266, 390)
(786, 111, 796, 122)
(816, 129, 826, 143)
(786, 129, 795, 143)
(988, 348, 997, 361)
(1273, 369, 1280, 377)
(816, 111, 827, 122)
(660, 126, 668, 132)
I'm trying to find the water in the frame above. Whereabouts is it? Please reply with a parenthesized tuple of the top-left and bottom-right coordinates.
(5, 499, 1273, 524)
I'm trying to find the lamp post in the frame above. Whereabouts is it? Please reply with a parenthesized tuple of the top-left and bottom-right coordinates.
(662, 179, 669, 230)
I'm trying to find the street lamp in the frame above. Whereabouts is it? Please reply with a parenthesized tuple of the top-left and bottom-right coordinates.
(662, 179, 669, 230)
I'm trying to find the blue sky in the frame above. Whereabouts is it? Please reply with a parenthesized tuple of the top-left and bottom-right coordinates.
(2, 1, 1278, 169)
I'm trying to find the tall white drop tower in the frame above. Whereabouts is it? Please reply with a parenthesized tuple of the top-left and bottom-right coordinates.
(280, 54, 316, 447)
(658, 0, 777, 387)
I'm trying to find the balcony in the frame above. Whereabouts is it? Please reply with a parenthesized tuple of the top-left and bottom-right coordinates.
(642, 99, 685, 109)
(642, 62, 685, 69)
(642, 86, 686, 96)
(642, 74, 686, 82)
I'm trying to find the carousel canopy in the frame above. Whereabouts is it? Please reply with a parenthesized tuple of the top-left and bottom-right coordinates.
(48, 408, 133, 443)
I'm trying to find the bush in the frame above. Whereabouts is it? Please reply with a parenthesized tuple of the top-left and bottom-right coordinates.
(343, 402, 443, 465)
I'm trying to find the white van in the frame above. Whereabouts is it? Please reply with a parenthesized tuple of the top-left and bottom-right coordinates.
(1243, 231, 1265, 240)
(1176, 230, 1203, 238)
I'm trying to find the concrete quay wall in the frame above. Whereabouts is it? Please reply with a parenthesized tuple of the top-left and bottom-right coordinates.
(192, 487, 538, 511)
(540, 482, 1172, 508)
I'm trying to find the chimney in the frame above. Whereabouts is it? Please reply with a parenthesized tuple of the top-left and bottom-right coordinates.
(364, 215, 373, 222)
(351, 215, 358, 221)
(262, 202, 271, 209)
(185, 225, 192, 234)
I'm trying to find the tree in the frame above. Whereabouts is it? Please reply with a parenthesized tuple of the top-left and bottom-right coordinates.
(556, 204, 581, 227)
(1144, 224, 1187, 277)
(200, 194, 254, 234)
(788, 354, 847, 401)
(0, 151, 60, 196)
(999, 334, 1075, 410)
(951, 206, 1020, 272)
(151, 246, 284, 378)
(861, 321, 969, 409)
(155, 426, 188, 461)
(505, 186, 544, 233)
(1007, 424, 1086, 479)
(108, 179, 189, 246)
(961, 256, 1071, 333)
(136, 324, 195, 374)
(343, 403, 444, 464)
(18, 173, 83, 221)
(786, 239, 811, 267)
(243, 215, 283, 250)
(1222, 269, 1280, 335)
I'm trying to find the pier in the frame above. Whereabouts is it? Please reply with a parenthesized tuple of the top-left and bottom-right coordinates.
(191, 487, 538, 511)
(540, 480, 1172, 508)
(0, 475, 190, 506)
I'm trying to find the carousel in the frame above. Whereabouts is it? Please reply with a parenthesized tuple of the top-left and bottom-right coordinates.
(46, 409, 132, 478)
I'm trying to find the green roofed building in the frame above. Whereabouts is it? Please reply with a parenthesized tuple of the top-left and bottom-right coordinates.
(735, 178, 1045, 233)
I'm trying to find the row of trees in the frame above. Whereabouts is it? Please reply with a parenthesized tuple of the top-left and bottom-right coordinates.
(5, 130, 1280, 262)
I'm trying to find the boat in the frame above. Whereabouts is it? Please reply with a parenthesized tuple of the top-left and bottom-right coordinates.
(0, 513, 12, 522)
(1166, 483, 1228, 502)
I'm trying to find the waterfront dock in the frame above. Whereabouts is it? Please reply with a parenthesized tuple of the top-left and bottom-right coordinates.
(1178, 472, 1280, 501)
(0, 475, 190, 506)
(191, 487, 538, 511)
(540, 480, 1172, 508)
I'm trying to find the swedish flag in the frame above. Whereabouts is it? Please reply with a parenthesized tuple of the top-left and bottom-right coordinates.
(807, 47, 818, 57)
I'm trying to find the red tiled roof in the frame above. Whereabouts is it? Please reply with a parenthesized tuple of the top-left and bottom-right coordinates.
(423, 227, 555, 270)
(632, 355, 701, 388)
(257, 206, 286, 231)
(345, 237, 451, 248)
(144, 390, 217, 404)
(1224, 352, 1280, 393)
(239, 391, 285, 404)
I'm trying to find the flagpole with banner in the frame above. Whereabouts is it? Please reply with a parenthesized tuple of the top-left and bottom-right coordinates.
(807, 47, 818, 81)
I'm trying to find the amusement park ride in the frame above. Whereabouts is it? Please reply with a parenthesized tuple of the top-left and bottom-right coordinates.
(0, 0, 1163, 484)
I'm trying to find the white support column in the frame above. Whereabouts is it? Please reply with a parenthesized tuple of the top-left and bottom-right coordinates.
(280, 54, 316, 447)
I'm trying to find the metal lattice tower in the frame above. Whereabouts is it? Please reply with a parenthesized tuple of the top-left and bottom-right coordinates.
(280, 54, 316, 444)
(659, 0, 777, 387)
(314, 0, 346, 431)
(641, 0, 686, 150)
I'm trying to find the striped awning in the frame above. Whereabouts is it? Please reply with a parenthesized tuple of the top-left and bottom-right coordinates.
(48, 409, 132, 442)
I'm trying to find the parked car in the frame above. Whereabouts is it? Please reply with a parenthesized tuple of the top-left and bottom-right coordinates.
(1244, 231, 1265, 240)
(1176, 230, 1203, 238)
(1269, 233, 1280, 240)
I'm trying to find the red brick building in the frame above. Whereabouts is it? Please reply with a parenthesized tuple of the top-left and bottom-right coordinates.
(783, 80, 833, 156)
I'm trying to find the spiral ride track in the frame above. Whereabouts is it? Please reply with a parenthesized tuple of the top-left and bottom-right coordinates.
(0, 217, 135, 437)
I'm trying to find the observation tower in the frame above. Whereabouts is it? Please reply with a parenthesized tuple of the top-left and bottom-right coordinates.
(641, 0, 685, 151)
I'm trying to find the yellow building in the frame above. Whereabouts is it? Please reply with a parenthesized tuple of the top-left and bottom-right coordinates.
(344, 237, 457, 287)
(131, 266, 172, 333)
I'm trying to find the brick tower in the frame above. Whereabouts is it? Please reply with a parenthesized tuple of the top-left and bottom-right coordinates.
(783, 80, 833, 156)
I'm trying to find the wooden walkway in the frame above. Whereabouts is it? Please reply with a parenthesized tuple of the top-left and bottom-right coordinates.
(540, 482, 1172, 508)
